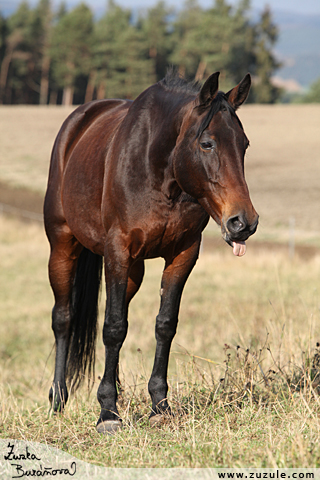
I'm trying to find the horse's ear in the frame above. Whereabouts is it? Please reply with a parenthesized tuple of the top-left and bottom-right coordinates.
(198, 72, 220, 106)
(226, 73, 251, 110)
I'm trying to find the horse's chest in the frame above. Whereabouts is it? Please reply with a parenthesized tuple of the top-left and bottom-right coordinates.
(138, 201, 208, 258)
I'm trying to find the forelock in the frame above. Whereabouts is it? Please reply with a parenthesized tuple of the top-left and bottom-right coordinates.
(196, 92, 239, 138)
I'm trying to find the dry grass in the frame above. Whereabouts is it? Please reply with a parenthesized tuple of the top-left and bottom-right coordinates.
(1, 101, 320, 467)
(0, 106, 74, 194)
(241, 105, 320, 242)
(1, 214, 320, 466)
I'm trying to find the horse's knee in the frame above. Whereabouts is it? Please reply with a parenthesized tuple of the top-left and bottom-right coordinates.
(52, 305, 70, 337)
(102, 315, 128, 346)
(155, 313, 177, 342)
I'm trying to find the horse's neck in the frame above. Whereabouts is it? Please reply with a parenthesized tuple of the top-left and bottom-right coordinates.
(111, 87, 194, 197)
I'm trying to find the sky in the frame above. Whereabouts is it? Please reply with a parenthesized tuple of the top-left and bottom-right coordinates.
(1, 0, 320, 16)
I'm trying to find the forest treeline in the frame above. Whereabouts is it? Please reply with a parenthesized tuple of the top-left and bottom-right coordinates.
(0, 0, 281, 105)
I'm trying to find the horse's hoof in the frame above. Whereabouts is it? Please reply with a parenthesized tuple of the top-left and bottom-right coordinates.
(149, 414, 166, 427)
(96, 420, 122, 435)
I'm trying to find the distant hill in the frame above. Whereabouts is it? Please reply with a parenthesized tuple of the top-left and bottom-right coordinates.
(272, 10, 320, 89)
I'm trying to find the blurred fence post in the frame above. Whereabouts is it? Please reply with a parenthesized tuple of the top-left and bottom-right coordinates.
(289, 216, 295, 258)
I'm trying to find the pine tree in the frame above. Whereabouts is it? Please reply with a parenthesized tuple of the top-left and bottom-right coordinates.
(0, 14, 9, 103)
(0, 0, 55, 104)
(93, 1, 153, 100)
(196, 0, 237, 87)
(170, 0, 255, 90)
(1, 0, 283, 105)
(0, 2, 34, 103)
(32, 0, 53, 105)
(93, 1, 132, 100)
(170, 0, 203, 79)
(227, 0, 255, 86)
(139, 1, 174, 81)
(50, 3, 94, 105)
(252, 6, 281, 103)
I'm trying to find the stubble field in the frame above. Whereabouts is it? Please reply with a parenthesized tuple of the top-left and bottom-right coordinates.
(1, 104, 320, 468)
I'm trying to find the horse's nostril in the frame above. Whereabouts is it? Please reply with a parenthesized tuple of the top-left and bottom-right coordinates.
(227, 215, 246, 234)
(233, 219, 243, 231)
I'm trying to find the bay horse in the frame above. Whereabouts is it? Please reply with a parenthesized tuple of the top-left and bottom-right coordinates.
(44, 71, 258, 434)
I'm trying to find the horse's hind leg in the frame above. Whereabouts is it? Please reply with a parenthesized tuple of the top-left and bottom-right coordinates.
(47, 226, 82, 411)
(148, 238, 201, 425)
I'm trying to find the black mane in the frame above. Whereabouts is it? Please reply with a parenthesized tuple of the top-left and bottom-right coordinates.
(159, 70, 241, 138)
(159, 69, 201, 96)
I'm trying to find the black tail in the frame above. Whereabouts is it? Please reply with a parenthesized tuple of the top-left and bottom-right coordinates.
(66, 248, 103, 391)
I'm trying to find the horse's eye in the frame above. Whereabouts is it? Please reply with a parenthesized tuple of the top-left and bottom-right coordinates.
(200, 140, 216, 151)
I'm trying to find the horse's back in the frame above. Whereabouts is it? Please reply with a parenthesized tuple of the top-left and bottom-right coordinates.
(44, 99, 131, 251)
(49, 98, 130, 171)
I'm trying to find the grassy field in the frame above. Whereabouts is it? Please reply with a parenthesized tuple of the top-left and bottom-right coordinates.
(1, 103, 320, 467)
(1, 214, 320, 467)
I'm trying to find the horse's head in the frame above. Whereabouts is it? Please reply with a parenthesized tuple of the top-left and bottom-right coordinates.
(173, 72, 258, 256)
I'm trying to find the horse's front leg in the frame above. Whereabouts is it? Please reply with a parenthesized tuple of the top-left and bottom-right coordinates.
(96, 241, 144, 434)
(148, 238, 201, 425)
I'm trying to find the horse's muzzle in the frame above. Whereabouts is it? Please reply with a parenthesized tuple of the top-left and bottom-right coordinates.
(222, 213, 259, 246)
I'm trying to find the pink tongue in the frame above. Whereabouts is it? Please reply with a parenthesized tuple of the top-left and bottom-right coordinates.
(232, 241, 246, 257)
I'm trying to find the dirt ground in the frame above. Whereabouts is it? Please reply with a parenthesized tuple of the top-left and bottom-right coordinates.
(0, 180, 44, 214)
